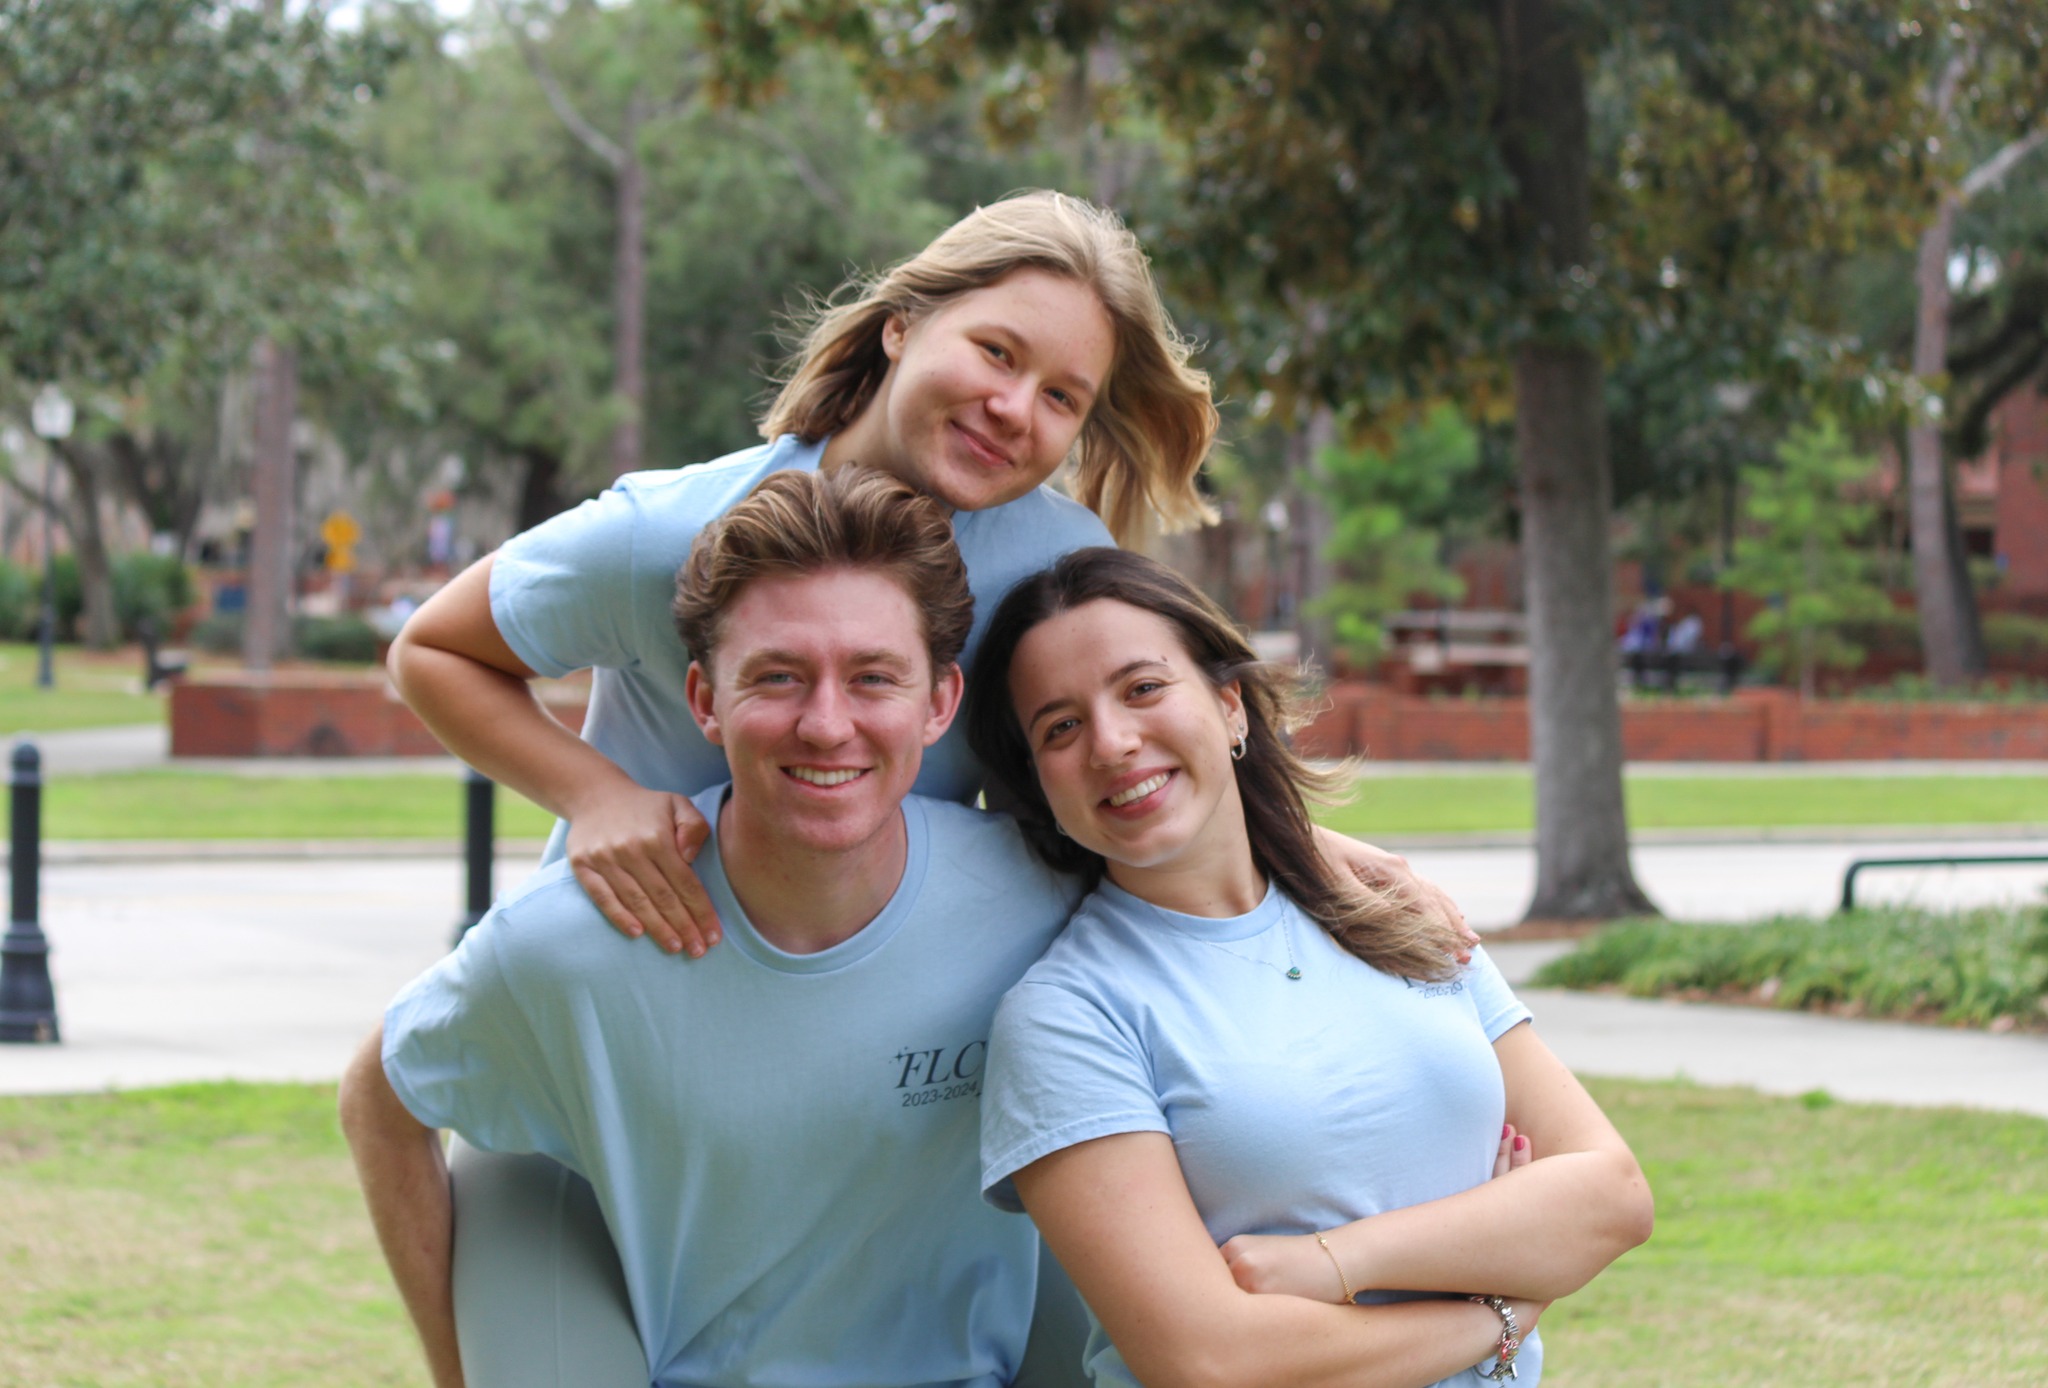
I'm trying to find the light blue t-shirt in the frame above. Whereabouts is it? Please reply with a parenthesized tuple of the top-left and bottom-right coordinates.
(980, 882, 1540, 1387)
(385, 788, 1086, 1388)
(488, 434, 1114, 859)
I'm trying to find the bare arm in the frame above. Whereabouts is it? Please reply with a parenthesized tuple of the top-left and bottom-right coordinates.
(1015, 1133, 1541, 1388)
(338, 1027, 464, 1388)
(389, 555, 719, 956)
(1223, 1023, 1654, 1304)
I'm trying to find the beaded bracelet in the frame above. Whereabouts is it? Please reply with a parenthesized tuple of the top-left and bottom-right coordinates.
(1468, 1294, 1522, 1381)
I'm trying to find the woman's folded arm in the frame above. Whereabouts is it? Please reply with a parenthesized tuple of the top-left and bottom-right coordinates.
(1013, 1131, 1542, 1388)
(1223, 1023, 1654, 1305)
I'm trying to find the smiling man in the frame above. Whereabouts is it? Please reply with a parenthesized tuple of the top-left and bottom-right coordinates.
(340, 468, 1082, 1388)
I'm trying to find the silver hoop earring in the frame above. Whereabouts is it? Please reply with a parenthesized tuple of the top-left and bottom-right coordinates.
(1231, 732, 1247, 762)
(1054, 821, 1070, 838)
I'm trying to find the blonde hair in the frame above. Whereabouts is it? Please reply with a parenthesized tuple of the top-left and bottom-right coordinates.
(672, 467, 973, 678)
(761, 190, 1218, 545)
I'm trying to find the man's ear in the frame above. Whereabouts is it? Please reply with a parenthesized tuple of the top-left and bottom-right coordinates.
(923, 661, 966, 747)
(685, 661, 722, 746)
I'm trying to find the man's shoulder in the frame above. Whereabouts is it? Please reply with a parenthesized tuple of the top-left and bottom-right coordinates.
(469, 860, 623, 972)
(956, 484, 1113, 555)
(908, 797, 1082, 919)
(911, 794, 1031, 859)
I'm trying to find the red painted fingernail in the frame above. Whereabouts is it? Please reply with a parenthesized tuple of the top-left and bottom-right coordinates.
(1515, 1135, 1530, 1151)
(1502, 1124, 1511, 1139)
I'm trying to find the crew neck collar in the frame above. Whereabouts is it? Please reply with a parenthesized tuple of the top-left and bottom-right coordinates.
(690, 785, 930, 975)
(1095, 875, 1284, 944)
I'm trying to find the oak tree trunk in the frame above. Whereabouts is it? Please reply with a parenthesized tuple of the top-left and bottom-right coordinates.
(1907, 194, 1987, 686)
(51, 444, 120, 649)
(517, 447, 569, 533)
(1291, 402, 1338, 670)
(244, 335, 298, 670)
(1500, 0, 1654, 921)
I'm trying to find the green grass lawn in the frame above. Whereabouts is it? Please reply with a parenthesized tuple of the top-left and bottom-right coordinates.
(0, 1079, 2041, 1386)
(45, 771, 558, 840)
(0, 641, 164, 734)
(0, 1084, 418, 1386)
(34, 768, 2048, 840)
(1550, 1080, 2048, 1385)
(1321, 771, 2048, 837)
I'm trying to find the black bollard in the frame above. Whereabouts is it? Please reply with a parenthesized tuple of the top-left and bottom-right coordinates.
(0, 742, 58, 1043)
(453, 767, 495, 943)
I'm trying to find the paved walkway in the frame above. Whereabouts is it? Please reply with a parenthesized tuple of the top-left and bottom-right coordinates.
(1401, 835, 2048, 927)
(28, 723, 170, 776)
(1, 850, 2042, 1118)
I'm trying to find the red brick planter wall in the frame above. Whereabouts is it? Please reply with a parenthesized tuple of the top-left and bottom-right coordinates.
(165, 672, 2045, 762)
(169, 673, 585, 758)
(1298, 683, 2048, 762)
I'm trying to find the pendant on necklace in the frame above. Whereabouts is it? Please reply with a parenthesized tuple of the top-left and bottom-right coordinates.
(1286, 967, 1303, 980)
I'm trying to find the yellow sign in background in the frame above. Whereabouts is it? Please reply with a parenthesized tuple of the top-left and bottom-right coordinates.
(321, 511, 362, 573)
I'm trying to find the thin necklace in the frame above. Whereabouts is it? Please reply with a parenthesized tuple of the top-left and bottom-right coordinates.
(1184, 914, 1304, 981)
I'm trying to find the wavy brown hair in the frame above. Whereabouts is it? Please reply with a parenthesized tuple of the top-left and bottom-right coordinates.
(965, 548, 1464, 982)
(672, 466, 972, 679)
(759, 190, 1217, 545)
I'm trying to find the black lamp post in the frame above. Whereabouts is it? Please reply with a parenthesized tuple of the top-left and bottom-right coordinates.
(30, 385, 74, 692)
(0, 742, 58, 1043)
(454, 767, 495, 944)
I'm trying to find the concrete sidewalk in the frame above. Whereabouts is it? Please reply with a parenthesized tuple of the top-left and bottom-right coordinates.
(1488, 940, 2048, 1114)
(0, 853, 2042, 1119)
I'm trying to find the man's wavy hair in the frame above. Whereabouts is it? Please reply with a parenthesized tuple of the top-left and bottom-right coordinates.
(760, 190, 1218, 546)
(672, 467, 972, 679)
(966, 548, 1465, 982)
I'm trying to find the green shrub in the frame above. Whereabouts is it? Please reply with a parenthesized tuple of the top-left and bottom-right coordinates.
(182, 612, 381, 664)
(51, 553, 81, 639)
(1533, 906, 2048, 1028)
(1984, 611, 2048, 662)
(112, 552, 195, 639)
(1836, 607, 1919, 658)
(292, 614, 380, 663)
(187, 613, 243, 654)
(0, 560, 36, 640)
(1851, 672, 2048, 702)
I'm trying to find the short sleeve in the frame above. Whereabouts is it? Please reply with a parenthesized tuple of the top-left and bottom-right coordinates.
(980, 981, 1168, 1212)
(489, 484, 648, 679)
(382, 926, 577, 1164)
(1462, 946, 1533, 1043)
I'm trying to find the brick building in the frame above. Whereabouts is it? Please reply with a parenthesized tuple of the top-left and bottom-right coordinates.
(1871, 386, 2048, 613)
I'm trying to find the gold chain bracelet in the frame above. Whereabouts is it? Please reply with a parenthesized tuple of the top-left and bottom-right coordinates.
(1314, 1231, 1356, 1304)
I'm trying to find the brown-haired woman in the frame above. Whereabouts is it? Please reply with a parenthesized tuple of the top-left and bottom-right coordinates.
(967, 548, 1654, 1387)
